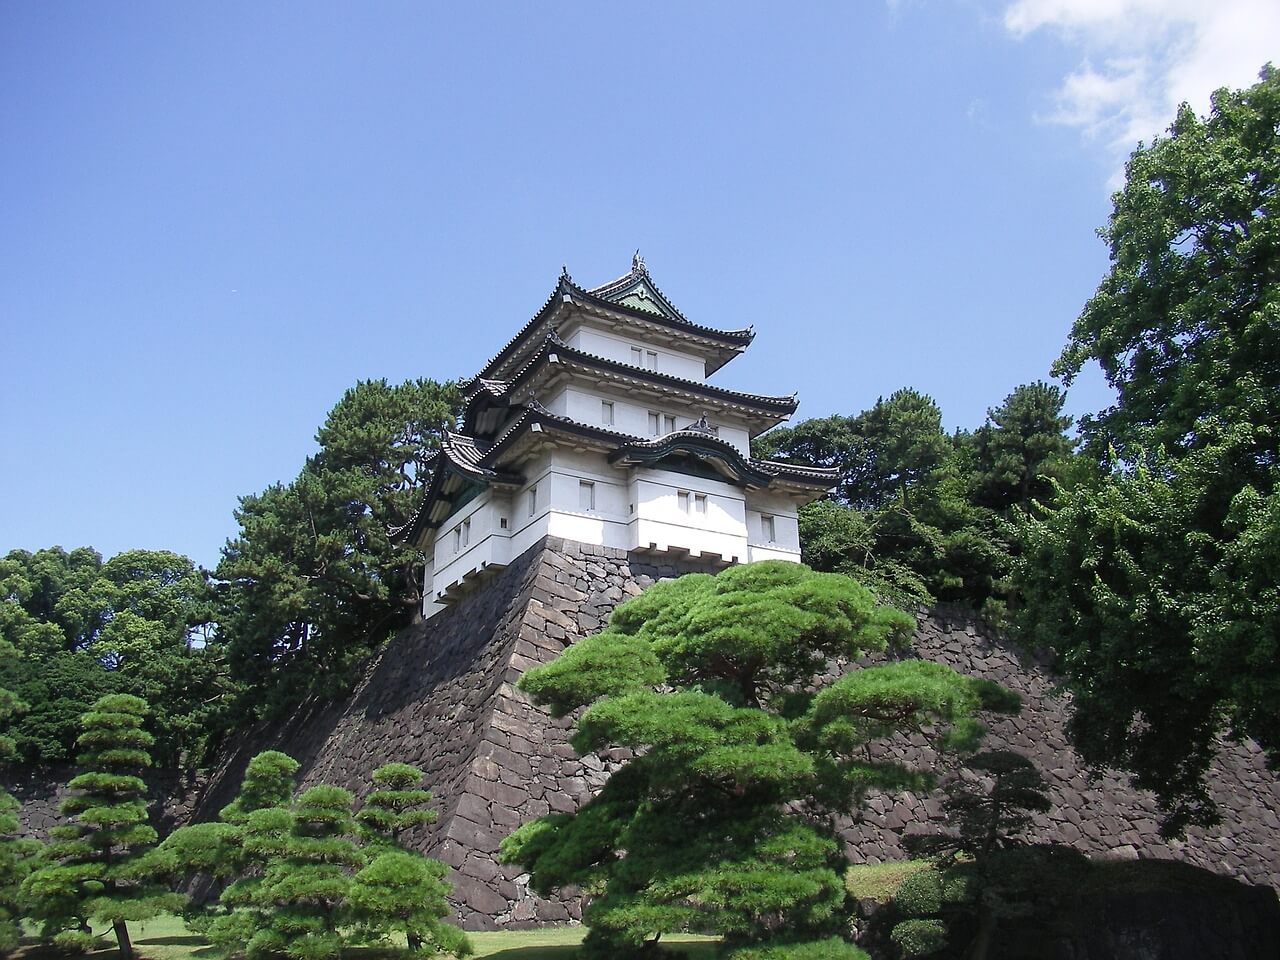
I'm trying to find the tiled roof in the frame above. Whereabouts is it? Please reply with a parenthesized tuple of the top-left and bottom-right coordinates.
(462, 261, 754, 391)
(500, 331, 799, 416)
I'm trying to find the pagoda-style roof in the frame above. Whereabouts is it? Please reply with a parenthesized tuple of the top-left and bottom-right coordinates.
(395, 402, 838, 546)
(462, 332, 798, 438)
(462, 256, 754, 391)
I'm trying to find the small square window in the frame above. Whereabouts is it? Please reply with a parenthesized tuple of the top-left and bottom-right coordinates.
(694, 493, 707, 515)
(601, 400, 615, 426)
(579, 480, 596, 511)
(461, 519, 470, 547)
(631, 346, 644, 366)
(648, 411, 661, 436)
(762, 515, 776, 543)
(663, 414, 677, 433)
(528, 484, 538, 517)
(645, 350, 658, 371)
(499, 517, 509, 529)
(451, 527, 461, 552)
(678, 491, 690, 513)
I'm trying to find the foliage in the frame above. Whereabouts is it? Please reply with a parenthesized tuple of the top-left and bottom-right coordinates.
(216, 378, 461, 717)
(21, 694, 180, 958)
(766, 384, 1074, 614)
(889, 917, 948, 958)
(348, 849, 473, 958)
(349, 763, 467, 957)
(971, 382, 1075, 512)
(0, 636, 37, 951)
(891, 752, 1050, 959)
(1016, 65, 1280, 832)
(356, 762, 438, 846)
(0, 547, 225, 766)
(164, 753, 468, 959)
(503, 562, 1013, 959)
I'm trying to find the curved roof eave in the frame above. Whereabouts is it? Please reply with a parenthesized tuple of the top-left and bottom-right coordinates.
(462, 268, 755, 391)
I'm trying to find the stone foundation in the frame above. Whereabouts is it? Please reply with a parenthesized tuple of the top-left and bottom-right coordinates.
(11, 537, 1280, 928)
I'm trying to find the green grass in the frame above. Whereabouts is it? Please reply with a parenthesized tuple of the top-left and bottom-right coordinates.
(16, 916, 719, 960)
(844, 859, 933, 902)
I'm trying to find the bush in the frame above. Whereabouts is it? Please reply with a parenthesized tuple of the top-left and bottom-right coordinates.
(890, 918, 947, 957)
(723, 936, 870, 959)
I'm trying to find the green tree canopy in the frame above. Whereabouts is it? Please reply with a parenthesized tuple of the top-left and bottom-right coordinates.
(763, 385, 1068, 614)
(217, 378, 461, 716)
(971, 382, 1075, 512)
(22, 694, 179, 958)
(1016, 66, 1280, 832)
(502, 562, 1013, 959)
(0, 547, 223, 765)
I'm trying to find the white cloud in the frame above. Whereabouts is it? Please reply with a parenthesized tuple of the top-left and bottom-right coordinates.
(1004, 0, 1279, 175)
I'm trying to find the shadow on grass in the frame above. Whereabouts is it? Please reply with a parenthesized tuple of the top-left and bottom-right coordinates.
(484, 945, 719, 960)
(137, 935, 208, 946)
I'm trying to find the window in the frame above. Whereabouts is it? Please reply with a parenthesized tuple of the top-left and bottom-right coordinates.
(528, 484, 538, 517)
(646, 350, 658, 370)
(761, 515, 776, 543)
(579, 480, 596, 511)
(499, 517, 508, 530)
(631, 346, 644, 366)
(601, 400, 614, 426)
(663, 414, 677, 433)
(694, 493, 707, 516)
(648, 411, 661, 436)
(461, 519, 470, 547)
(451, 527, 461, 552)
(677, 490, 690, 513)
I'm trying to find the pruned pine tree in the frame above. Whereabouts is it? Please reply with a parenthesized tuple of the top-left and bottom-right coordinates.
(356, 762, 437, 846)
(0, 635, 37, 951)
(154, 749, 300, 939)
(502, 562, 1016, 959)
(349, 763, 470, 957)
(22, 693, 178, 958)
(895, 751, 1052, 960)
(247, 785, 363, 960)
(348, 850, 472, 958)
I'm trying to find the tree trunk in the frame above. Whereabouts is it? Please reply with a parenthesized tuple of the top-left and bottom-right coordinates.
(965, 901, 996, 960)
(408, 932, 423, 952)
(114, 920, 134, 960)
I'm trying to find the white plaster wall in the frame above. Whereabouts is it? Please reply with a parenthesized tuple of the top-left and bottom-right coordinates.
(431, 490, 519, 601)
(626, 468, 752, 561)
(423, 448, 809, 614)
(559, 385, 751, 454)
(744, 490, 802, 557)
(566, 323, 706, 381)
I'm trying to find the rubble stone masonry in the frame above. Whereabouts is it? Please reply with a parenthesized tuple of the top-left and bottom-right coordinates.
(8, 537, 1279, 929)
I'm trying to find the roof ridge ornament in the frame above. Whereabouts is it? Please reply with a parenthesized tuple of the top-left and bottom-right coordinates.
(632, 249, 648, 276)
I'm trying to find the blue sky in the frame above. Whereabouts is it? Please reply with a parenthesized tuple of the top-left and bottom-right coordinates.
(2, 1, 1275, 570)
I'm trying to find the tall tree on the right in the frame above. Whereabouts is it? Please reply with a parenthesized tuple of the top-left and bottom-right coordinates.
(1015, 65, 1280, 833)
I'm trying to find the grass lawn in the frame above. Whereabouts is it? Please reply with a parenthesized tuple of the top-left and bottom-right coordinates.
(16, 916, 720, 959)
(844, 858, 932, 903)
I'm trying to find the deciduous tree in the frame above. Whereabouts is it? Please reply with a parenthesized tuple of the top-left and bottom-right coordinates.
(1017, 65, 1280, 830)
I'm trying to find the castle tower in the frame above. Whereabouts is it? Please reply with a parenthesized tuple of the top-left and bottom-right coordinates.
(400, 255, 838, 617)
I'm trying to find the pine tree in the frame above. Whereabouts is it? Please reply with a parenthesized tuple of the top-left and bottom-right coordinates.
(349, 763, 470, 957)
(502, 561, 1016, 959)
(248, 785, 363, 960)
(0, 635, 37, 951)
(22, 693, 178, 957)
(153, 749, 301, 942)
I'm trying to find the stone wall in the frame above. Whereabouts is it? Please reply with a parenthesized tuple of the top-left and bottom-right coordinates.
(12, 536, 1280, 929)
(186, 536, 723, 929)
(842, 610, 1280, 889)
